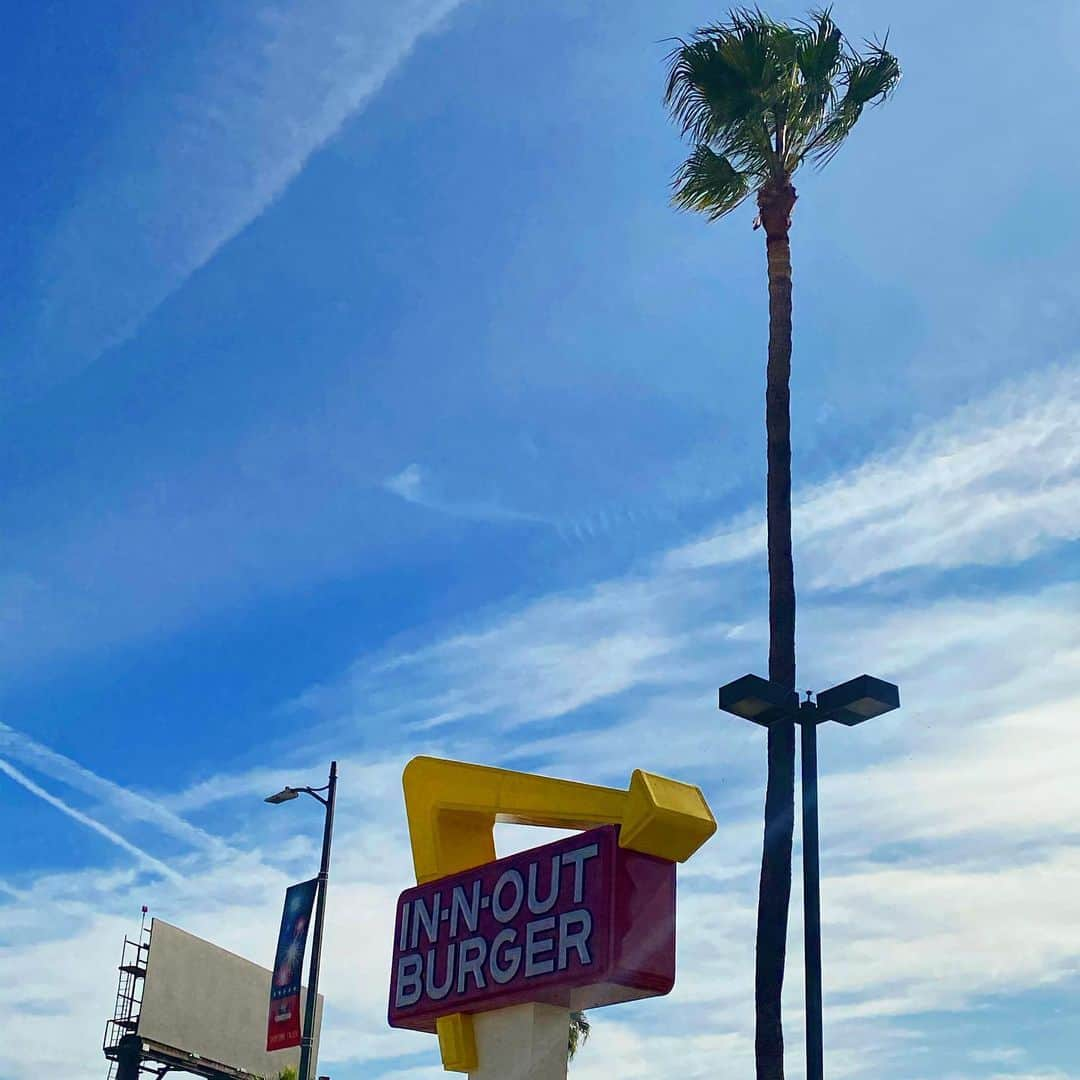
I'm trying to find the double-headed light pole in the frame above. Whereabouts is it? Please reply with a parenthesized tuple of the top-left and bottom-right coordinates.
(265, 760, 338, 1080)
(719, 674, 899, 1080)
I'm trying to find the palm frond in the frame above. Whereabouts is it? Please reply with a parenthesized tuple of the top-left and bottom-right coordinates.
(793, 9, 843, 118)
(568, 1010, 591, 1061)
(664, 11, 788, 172)
(664, 35, 763, 146)
(665, 8, 901, 214)
(845, 38, 902, 106)
(804, 37, 901, 167)
(672, 144, 753, 221)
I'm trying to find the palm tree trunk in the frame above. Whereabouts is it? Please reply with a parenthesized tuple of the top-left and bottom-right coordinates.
(754, 179, 798, 1080)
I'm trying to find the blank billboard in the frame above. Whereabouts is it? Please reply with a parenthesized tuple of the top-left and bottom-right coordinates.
(138, 919, 323, 1078)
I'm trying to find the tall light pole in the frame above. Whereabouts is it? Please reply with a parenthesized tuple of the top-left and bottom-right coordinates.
(265, 760, 338, 1080)
(798, 695, 824, 1080)
(719, 674, 899, 1080)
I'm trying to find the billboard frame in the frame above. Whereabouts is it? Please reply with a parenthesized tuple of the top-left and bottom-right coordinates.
(103, 918, 322, 1080)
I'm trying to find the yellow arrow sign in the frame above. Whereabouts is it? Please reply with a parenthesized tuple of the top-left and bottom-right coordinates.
(400, 756, 716, 1071)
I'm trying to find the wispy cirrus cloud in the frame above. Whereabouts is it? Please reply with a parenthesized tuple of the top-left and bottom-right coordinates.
(279, 367, 1080, 1076)
(4, 365, 1080, 1078)
(314, 365, 1080, 744)
(383, 463, 550, 526)
(26, 0, 466, 390)
(667, 363, 1080, 587)
(5, 591, 1079, 1079)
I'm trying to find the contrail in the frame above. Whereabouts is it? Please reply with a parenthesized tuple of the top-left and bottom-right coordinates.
(0, 756, 183, 884)
(28, 0, 467, 394)
(0, 722, 228, 856)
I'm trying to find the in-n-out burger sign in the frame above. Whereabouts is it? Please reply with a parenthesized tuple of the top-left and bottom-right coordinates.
(388, 825, 676, 1030)
(386, 756, 716, 1072)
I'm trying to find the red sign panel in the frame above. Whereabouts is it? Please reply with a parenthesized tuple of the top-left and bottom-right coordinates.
(387, 825, 675, 1031)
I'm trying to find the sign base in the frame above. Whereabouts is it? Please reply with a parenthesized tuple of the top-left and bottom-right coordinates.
(470, 1003, 569, 1080)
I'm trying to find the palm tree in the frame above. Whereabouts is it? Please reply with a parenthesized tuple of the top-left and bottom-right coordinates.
(568, 1009, 591, 1063)
(664, 10, 899, 1079)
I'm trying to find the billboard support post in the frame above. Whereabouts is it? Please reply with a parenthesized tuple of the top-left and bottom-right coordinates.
(115, 1035, 141, 1080)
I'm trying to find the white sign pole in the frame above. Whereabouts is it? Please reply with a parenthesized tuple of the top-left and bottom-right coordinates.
(469, 1003, 570, 1080)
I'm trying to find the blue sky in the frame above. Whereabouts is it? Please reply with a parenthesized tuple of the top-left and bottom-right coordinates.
(1, 0, 1078, 1077)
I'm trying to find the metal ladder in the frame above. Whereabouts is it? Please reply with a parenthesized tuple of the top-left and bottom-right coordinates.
(104, 911, 151, 1079)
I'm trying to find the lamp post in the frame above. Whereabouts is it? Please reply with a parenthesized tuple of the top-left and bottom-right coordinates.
(719, 674, 899, 1080)
(265, 761, 338, 1080)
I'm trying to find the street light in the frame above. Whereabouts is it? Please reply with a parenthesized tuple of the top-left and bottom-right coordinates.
(719, 673, 899, 1080)
(265, 786, 301, 804)
(265, 762, 338, 1080)
(815, 674, 899, 726)
(717, 674, 798, 726)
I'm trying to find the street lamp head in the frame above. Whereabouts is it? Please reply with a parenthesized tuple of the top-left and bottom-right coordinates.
(264, 786, 301, 805)
(718, 674, 799, 727)
(816, 674, 899, 726)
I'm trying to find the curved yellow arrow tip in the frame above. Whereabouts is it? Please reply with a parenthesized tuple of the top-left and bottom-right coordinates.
(620, 770, 717, 862)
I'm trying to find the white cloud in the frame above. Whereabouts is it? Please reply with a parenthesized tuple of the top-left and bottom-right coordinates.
(385, 464, 427, 503)
(312, 572, 736, 739)
(820, 848, 1080, 1016)
(987, 1073, 1074, 1080)
(569, 1022, 754, 1080)
(972, 1048, 1027, 1065)
(0, 911, 133, 1079)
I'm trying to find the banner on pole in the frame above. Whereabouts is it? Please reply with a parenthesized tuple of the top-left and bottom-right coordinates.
(267, 878, 318, 1051)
